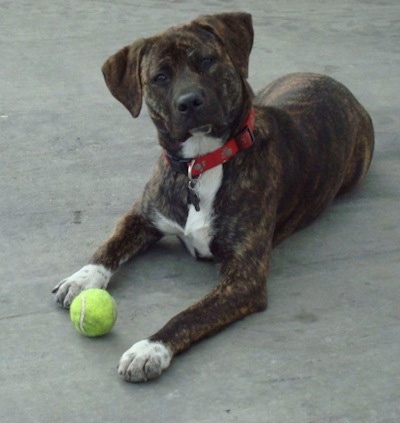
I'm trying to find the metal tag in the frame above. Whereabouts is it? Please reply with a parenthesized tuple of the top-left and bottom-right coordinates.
(187, 180, 200, 212)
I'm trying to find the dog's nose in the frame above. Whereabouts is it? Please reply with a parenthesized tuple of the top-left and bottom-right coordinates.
(177, 92, 204, 115)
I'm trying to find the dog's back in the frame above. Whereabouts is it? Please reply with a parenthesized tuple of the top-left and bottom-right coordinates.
(254, 72, 374, 243)
(257, 73, 373, 191)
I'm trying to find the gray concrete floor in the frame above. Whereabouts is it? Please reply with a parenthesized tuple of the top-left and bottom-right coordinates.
(1, 1, 399, 422)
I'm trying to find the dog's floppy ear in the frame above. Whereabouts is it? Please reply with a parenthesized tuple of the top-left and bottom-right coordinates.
(102, 39, 148, 118)
(194, 12, 254, 79)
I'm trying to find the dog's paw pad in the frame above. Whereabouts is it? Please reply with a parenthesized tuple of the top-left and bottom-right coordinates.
(118, 339, 172, 382)
(52, 264, 112, 309)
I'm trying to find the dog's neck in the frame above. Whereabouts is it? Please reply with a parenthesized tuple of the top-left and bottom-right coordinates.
(165, 108, 256, 179)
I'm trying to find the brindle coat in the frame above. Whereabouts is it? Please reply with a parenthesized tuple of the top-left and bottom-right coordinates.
(53, 12, 374, 381)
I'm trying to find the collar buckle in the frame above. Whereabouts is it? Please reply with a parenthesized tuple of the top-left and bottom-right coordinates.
(235, 124, 255, 150)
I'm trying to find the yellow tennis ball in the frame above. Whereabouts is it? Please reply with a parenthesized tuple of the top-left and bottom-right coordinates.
(70, 289, 117, 337)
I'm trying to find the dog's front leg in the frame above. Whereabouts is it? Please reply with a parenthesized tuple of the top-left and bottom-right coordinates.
(118, 250, 270, 382)
(53, 204, 162, 308)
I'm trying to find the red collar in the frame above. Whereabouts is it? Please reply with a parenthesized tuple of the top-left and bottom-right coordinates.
(165, 109, 256, 178)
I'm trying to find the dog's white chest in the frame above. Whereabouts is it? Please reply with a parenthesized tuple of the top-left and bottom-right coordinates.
(154, 165, 222, 258)
(153, 134, 224, 258)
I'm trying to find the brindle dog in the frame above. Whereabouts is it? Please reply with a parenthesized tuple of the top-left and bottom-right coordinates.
(53, 12, 374, 382)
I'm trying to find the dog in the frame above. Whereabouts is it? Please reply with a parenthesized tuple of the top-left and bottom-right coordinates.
(53, 12, 374, 382)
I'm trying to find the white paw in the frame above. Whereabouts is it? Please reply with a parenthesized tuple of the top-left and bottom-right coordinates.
(118, 339, 172, 383)
(52, 264, 112, 308)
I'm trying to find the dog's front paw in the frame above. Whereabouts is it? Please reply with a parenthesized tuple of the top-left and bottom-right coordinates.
(118, 339, 172, 383)
(52, 264, 112, 309)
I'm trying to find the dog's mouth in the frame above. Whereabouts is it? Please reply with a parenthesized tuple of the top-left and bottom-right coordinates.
(189, 124, 213, 136)
(159, 118, 230, 152)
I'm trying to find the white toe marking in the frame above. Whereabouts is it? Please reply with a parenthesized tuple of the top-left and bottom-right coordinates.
(53, 264, 112, 308)
(118, 339, 172, 382)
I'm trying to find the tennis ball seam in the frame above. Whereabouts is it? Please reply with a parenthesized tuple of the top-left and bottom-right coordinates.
(79, 295, 87, 335)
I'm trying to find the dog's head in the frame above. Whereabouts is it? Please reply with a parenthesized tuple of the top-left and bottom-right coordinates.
(102, 13, 254, 152)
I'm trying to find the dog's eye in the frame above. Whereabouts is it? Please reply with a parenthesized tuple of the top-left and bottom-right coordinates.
(200, 57, 214, 72)
(153, 72, 168, 84)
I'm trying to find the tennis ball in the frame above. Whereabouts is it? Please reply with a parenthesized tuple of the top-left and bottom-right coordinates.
(70, 289, 117, 337)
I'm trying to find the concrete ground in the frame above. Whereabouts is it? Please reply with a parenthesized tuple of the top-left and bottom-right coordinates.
(1, 0, 399, 422)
